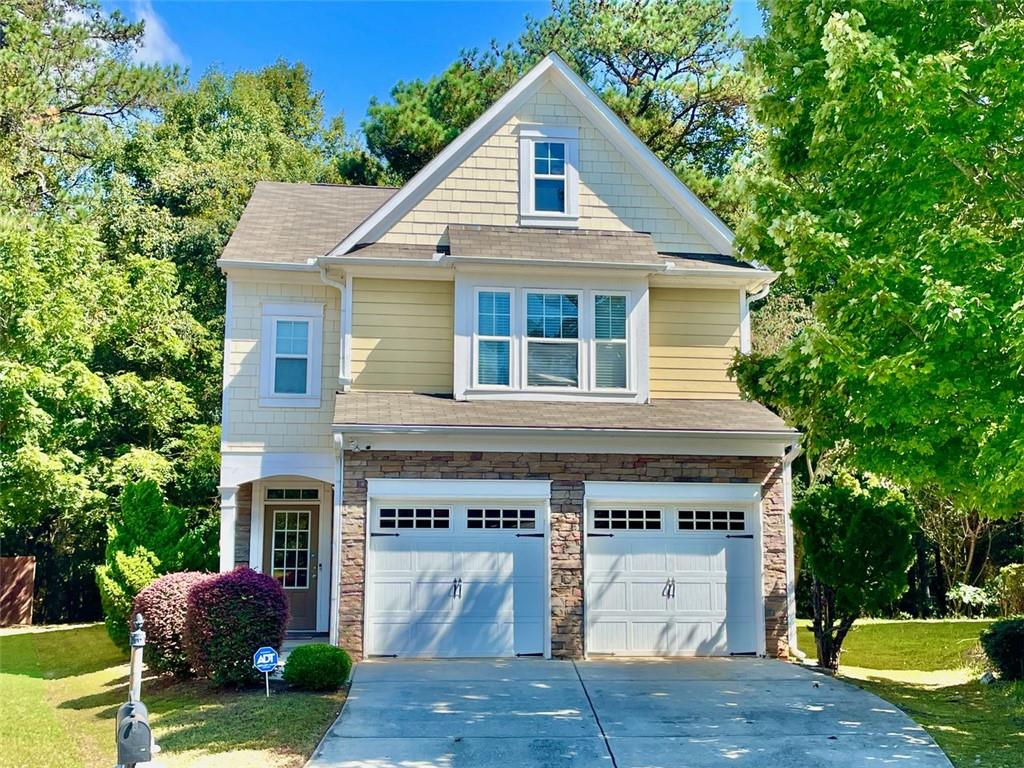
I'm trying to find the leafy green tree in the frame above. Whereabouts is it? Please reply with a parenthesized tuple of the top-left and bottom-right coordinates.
(734, 1, 1024, 518)
(0, 0, 179, 210)
(362, 0, 749, 184)
(793, 476, 916, 670)
(95, 480, 214, 648)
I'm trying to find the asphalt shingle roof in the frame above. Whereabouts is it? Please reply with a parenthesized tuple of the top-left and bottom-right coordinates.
(220, 181, 397, 264)
(333, 392, 792, 434)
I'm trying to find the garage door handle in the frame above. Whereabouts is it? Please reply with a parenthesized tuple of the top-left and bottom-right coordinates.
(726, 534, 753, 539)
(515, 533, 545, 538)
(587, 533, 614, 538)
(371, 532, 400, 537)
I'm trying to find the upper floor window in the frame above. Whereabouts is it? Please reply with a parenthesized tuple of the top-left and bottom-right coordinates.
(519, 126, 578, 226)
(472, 288, 630, 393)
(259, 302, 323, 408)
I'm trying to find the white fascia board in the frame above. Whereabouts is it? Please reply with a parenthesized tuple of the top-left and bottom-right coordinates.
(337, 423, 795, 440)
(545, 56, 735, 255)
(217, 258, 319, 272)
(327, 57, 560, 255)
(584, 481, 761, 505)
(367, 478, 552, 501)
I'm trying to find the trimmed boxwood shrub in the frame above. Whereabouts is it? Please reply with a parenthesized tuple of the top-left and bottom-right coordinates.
(132, 571, 208, 677)
(184, 567, 289, 686)
(282, 643, 352, 690)
(981, 618, 1024, 680)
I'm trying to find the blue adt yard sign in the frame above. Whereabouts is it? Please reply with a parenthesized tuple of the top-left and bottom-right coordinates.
(254, 646, 279, 698)
(253, 647, 278, 673)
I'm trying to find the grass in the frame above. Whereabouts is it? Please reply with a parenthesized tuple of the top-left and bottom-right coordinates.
(796, 619, 1024, 768)
(0, 624, 345, 768)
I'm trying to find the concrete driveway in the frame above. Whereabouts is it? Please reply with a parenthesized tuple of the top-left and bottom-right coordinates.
(307, 658, 952, 767)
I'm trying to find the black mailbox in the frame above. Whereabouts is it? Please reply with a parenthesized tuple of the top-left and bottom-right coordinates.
(115, 701, 152, 766)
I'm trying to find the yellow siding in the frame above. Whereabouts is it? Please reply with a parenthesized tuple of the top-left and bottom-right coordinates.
(378, 81, 716, 254)
(648, 287, 741, 400)
(350, 278, 454, 393)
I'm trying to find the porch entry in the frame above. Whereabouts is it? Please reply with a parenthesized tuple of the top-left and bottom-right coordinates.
(261, 487, 321, 631)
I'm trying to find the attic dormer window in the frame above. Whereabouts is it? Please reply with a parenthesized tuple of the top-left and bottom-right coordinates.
(519, 125, 579, 226)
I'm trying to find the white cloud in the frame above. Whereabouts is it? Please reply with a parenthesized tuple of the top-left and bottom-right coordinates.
(132, 0, 187, 66)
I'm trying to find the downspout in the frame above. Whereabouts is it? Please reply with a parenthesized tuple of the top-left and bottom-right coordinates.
(318, 265, 350, 388)
(782, 441, 804, 660)
(329, 433, 344, 647)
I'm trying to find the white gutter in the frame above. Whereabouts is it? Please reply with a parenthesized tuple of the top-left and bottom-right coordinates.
(328, 433, 344, 646)
(216, 258, 318, 272)
(333, 423, 798, 440)
(782, 440, 804, 659)
(317, 265, 351, 387)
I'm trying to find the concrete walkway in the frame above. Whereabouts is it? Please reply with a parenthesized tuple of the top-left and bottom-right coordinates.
(307, 658, 952, 768)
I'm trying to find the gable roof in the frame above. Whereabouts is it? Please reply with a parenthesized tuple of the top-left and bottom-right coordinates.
(220, 181, 397, 264)
(327, 53, 735, 257)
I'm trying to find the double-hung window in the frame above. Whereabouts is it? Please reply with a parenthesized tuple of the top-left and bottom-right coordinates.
(526, 292, 579, 388)
(476, 290, 511, 386)
(260, 303, 323, 408)
(519, 126, 579, 225)
(594, 294, 628, 389)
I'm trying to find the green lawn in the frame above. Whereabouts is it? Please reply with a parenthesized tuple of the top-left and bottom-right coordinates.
(797, 619, 1024, 768)
(0, 624, 344, 768)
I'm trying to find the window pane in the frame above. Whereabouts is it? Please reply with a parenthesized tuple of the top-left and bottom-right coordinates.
(595, 295, 626, 339)
(527, 293, 578, 339)
(596, 342, 627, 388)
(478, 340, 510, 386)
(527, 342, 578, 387)
(275, 320, 308, 355)
(549, 142, 565, 160)
(477, 291, 510, 337)
(274, 357, 308, 394)
(535, 178, 566, 212)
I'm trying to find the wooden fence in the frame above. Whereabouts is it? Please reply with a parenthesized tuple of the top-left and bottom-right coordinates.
(1, 556, 35, 626)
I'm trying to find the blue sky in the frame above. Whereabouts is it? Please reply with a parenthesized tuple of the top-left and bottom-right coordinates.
(111, 1, 765, 132)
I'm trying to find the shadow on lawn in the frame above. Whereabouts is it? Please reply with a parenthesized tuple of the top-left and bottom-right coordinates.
(0, 624, 126, 679)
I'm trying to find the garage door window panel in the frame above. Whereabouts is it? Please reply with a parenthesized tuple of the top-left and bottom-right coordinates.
(592, 509, 662, 531)
(467, 508, 536, 530)
(378, 507, 451, 530)
(678, 509, 746, 532)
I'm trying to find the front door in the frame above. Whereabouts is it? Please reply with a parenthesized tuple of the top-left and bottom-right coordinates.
(264, 503, 319, 630)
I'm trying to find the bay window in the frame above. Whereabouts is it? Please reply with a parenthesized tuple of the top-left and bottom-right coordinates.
(471, 287, 632, 394)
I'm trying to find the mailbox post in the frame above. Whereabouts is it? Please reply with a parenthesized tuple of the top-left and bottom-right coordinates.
(115, 614, 158, 767)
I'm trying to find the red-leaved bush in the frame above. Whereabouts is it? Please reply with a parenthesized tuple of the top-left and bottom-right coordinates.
(184, 567, 289, 686)
(132, 571, 209, 677)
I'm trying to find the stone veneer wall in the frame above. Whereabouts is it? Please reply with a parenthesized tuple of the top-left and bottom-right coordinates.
(340, 451, 789, 659)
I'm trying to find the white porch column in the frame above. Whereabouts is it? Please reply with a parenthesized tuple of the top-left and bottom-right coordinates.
(219, 485, 238, 572)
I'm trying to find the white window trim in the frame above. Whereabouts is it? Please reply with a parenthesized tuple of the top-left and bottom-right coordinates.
(519, 125, 579, 227)
(259, 302, 323, 408)
(472, 287, 515, 390)
(590, 290, 632, 393)
(523, 287, 584, 392)
(455, 273, 648, 403)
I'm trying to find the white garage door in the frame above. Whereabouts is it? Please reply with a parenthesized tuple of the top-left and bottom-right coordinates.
(586, 506, 759, 656)
(366, 503, 547, 657)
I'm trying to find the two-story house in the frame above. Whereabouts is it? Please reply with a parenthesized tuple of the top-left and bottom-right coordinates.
(217, 54, 799, 660)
